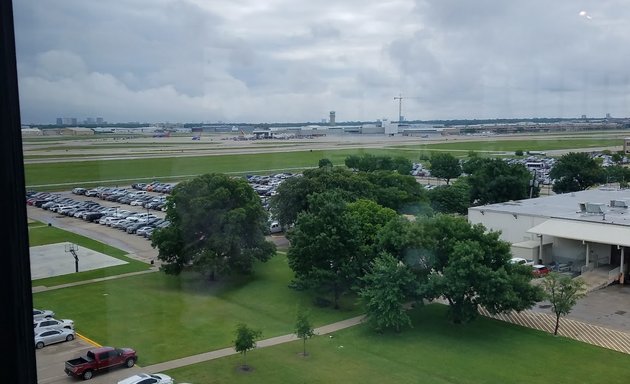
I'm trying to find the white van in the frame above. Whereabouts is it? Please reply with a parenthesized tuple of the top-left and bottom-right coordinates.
(269, 221, 283, 234)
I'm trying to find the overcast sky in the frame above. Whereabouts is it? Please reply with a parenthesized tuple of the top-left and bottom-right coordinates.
(13, 0, 630, 124)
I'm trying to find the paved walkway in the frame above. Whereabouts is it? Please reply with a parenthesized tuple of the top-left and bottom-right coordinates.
(142, 315, 366, 372)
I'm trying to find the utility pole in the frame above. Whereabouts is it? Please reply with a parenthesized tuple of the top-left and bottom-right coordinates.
(394, 94, 404, 123)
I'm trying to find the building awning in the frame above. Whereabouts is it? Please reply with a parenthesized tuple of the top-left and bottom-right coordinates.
(527, 219, 630, 248)
(511, 239, 551, 249)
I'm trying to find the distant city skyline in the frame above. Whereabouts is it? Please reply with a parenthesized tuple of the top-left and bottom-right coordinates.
(13, 1, 630, 124)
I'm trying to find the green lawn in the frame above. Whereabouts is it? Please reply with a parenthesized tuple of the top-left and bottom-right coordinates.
(32, 254, 361, 365)
(24, 148, 420, 189)
(400, 138, 623, 152)
(29, 222, 151, 287)
(166, 304, 630, 384)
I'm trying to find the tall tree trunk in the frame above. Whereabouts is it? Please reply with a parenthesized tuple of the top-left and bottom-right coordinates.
(303, 338, 306, 356)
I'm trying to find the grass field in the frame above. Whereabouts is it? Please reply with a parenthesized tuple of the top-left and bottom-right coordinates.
(32, 254, 361, 365)
(394, 138, 623, 152)
(24, 148, 419, 189)
(166, 304, 630, 384)
(24, 135, 626, 190)
(28, 222, 151, 287)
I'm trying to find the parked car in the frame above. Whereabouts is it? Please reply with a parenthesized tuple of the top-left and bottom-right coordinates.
(509, 257, 534, 266)
(117, 373, 173, 384)
(33, 308, 55, 321)
(35, 328, 75, 349)
(532, 265, 551, 277)
(65, 346, 137, 380)
(136, 226, 154, 237)
(33, 318, 74, 333)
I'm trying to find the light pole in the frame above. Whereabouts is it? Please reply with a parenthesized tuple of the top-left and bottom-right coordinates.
(113, 205, 119, 218)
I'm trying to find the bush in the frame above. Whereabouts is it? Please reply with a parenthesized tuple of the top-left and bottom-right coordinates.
(515, 150, 524, 156)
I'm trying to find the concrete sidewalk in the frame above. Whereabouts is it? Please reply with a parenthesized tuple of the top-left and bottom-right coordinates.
(142, 315, 365, 372)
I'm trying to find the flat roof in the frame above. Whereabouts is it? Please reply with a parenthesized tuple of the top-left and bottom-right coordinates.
(469, 187, 630, 227)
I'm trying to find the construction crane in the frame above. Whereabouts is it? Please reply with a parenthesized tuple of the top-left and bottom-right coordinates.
(394, 94, 420, 123)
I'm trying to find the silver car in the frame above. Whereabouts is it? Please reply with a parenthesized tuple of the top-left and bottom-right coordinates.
(35, 328, 75, 349)
(33, 318, 74, 333)
(33, 308, 55, 321)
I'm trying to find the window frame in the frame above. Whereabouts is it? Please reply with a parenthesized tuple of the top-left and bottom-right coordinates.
(0, 1, 38, 383)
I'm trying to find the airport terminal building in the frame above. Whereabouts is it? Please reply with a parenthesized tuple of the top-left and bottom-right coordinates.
(468, 188, 630, 289)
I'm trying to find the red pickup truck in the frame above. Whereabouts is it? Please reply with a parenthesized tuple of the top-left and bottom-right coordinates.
(64, 346, 137, 380)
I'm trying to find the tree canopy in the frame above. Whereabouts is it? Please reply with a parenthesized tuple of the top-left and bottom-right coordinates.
(550, 152, 604, 193)
(420, 215, 543, 324)
(462, 157, 537, 205)
(270, 166, 426, 226)
(359, 253, 417, 332)
(427, 179, 470, 215)
(286, 193, 398, 308)
(345, 154, 413, 175)
(428, 153, 462, 184)
(152, 173, 275, 279)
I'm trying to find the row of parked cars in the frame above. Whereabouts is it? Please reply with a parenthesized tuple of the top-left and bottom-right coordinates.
(73, 186, 169, 211)
(26, 190, 170, 240)
(33, 307, 76, 349)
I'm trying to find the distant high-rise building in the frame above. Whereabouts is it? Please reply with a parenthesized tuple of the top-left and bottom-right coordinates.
(329, 111, 336, 126)
(85, 117, 95, 124)
(96, 117, 104, 124)
(581, 114, 587, 120)
(606, 113, 612, 119)
(56, 118, 63, 125)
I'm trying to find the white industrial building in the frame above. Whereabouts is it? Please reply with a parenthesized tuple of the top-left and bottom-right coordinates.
(468, 188, 630, 289)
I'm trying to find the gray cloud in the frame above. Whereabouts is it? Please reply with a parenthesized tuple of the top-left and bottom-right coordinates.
(13, 0, 630, 123)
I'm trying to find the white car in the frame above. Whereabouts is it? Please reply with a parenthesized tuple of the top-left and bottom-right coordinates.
(35, 328, 75, 349)
(117, 373, 173, 384)
(33, 318, 74, 333)
(509, 257, 534, 266)
(33, 308, 55, 321)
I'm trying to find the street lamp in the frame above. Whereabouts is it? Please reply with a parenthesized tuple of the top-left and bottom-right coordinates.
(112, 205, 120, 218)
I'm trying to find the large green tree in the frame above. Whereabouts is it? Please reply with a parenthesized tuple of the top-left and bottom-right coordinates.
(270, 166, 426, 226)
(427, 179, 470, 215)
(286, 191, 361, 308)
(550, 152, 604, 193)
(421, 215, 543, 324)
(359, 253, 417, 332)
(463, 157, 537, 205)
(541, 273, 587, 335)
(152, 173, 275, 279)
(286, 193, 398, 308)
(428, 153, 462, 184)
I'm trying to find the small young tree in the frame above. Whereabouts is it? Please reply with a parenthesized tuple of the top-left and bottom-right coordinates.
(541, 273, 587, 335)
(234, 323, 262, 370)
(294, 308, 315, 356)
